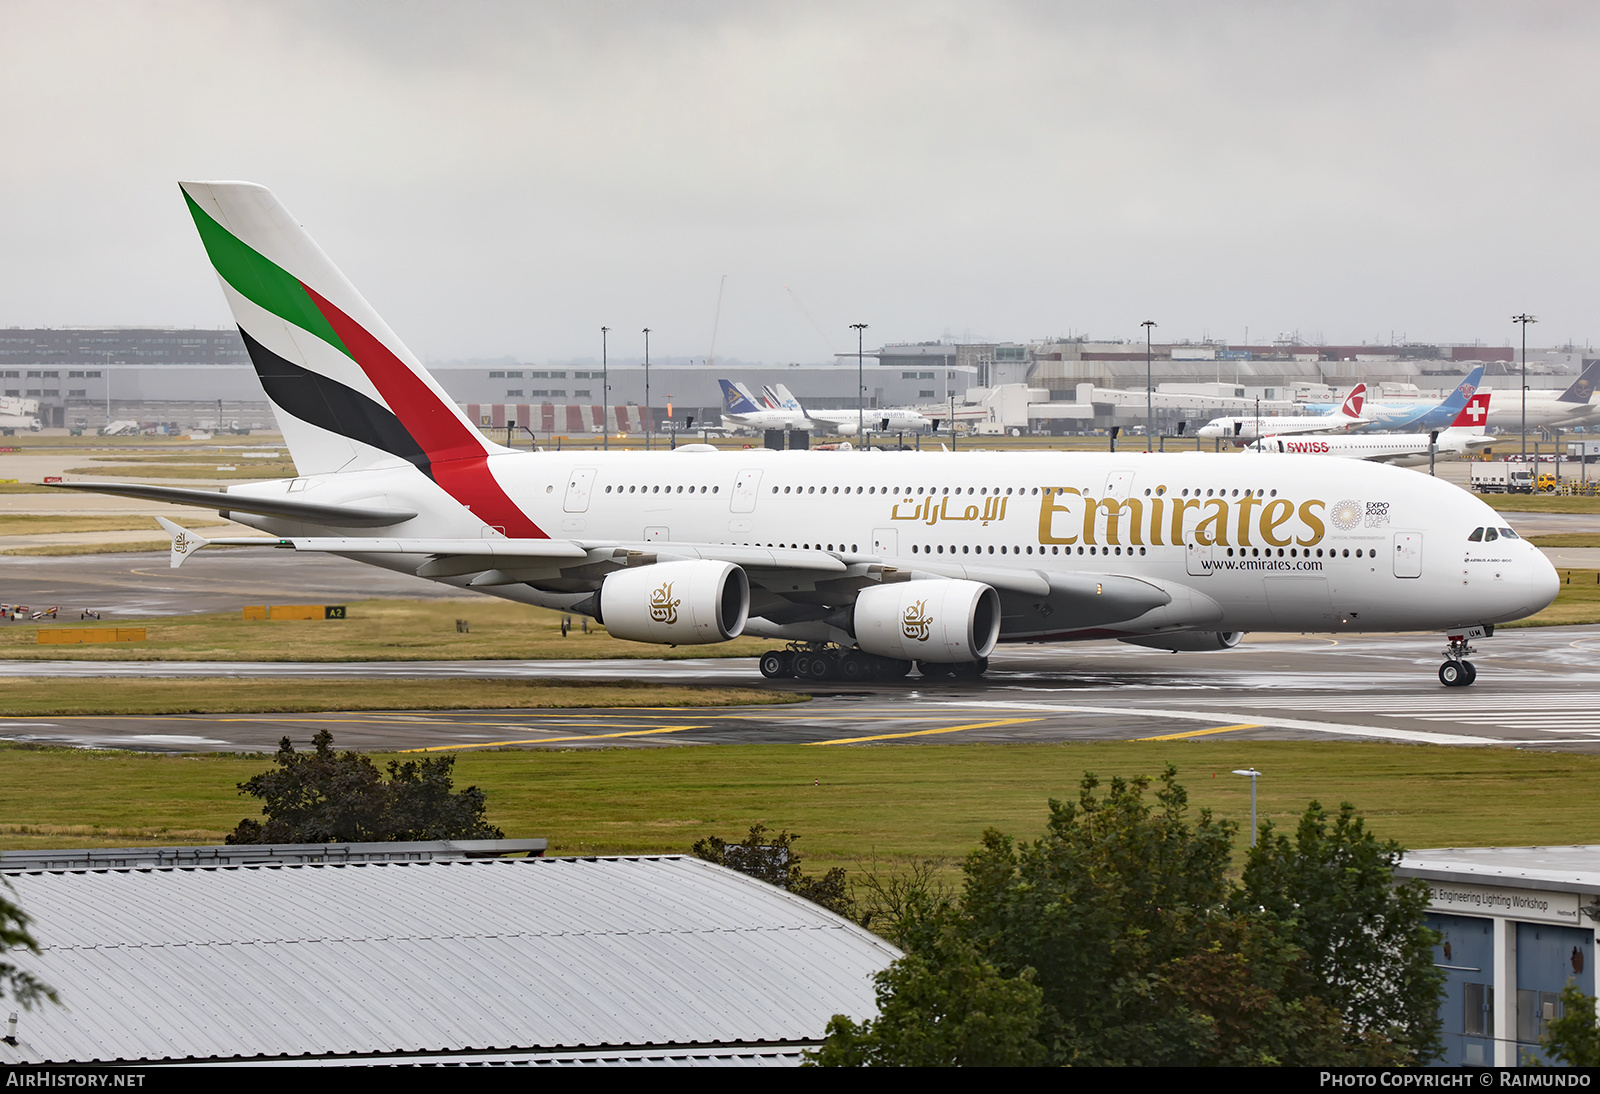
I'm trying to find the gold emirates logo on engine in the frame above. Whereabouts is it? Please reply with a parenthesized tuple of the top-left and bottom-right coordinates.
(902, 599, 932, 642)
(649, 581, 680, 625)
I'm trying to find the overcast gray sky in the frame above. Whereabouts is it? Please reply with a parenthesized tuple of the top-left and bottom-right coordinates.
(1, 1, 1594, 363)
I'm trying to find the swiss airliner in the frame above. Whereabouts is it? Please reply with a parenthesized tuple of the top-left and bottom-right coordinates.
(55, 183, 1559, 689)
(1246, 392, 1498, 466)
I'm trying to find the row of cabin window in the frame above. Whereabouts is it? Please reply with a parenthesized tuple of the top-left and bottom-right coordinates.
(772, 485, 1028, 496)
(604, 485, 720, 494)
(905, 544, 1375, 559)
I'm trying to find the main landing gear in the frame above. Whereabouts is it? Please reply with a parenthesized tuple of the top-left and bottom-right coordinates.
(758, 645, 988, 683)
(1439, 633, 1479, 688)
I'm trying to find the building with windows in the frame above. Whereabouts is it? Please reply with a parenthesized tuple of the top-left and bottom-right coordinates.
(1397, 846, 1599, 1066)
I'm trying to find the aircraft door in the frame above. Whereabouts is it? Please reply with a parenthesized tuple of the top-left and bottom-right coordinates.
(1393, 532, 1422, 578)
(730, 469, 763, 513)
(1182, 505, 1212, 576)
(563, 468, 597, 513)
(872, 528, 898, 556)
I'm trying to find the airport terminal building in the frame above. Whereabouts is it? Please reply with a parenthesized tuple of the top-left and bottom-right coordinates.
(0, 326, 1583, 436)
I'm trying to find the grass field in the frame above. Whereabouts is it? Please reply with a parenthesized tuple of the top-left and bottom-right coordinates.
(3, 597, 780, 661)
(1504, 568, 1600, 627)
(0, 515, 229, 535)
(1528, 533, 1600, 547)
(1483, 494, 1600, 514)
(0, 677, 799, 716)
(3, 540, 172, 556)
(65, 462, 299, 480)
(4, 740, 1599, 869)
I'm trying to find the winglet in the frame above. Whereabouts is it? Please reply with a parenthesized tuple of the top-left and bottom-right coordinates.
(157, 517, 210, 569)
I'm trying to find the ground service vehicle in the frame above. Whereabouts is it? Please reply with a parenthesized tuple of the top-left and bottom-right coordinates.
(1470, 463, 1535, 494)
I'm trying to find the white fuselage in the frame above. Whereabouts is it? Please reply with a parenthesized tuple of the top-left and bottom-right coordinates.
(1196, 413, 1362, 441)
(227, 448, 1557, 641)
(1245, 432, 1491, 467)
(1483, 395, 1600, 430)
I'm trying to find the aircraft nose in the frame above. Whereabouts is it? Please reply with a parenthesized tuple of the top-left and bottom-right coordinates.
(1527, 544, 1561, 614)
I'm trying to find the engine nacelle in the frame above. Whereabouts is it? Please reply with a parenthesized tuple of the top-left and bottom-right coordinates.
(599, 560, 749, 645)
(853, 579, 1000, 663)
(1119, 631, 1244, 652)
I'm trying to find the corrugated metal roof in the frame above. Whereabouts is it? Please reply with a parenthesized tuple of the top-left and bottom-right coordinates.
(0, 855, 898, 1065)
(1398, 844, 1600, 894)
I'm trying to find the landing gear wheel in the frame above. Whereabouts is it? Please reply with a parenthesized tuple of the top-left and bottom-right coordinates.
(1439, 661, 1467, 688)
(950, 657, 989, 679)
(1461, 660, 1477, 686)
(918, 661, 954, 678)
(759, 650, 794, 679)
(838, 653, 870, 682)
(798, 652, 837, 681)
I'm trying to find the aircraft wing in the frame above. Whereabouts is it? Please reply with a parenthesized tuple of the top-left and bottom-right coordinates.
(49, 481, 418, 526)
(155, 520, 1171, 630)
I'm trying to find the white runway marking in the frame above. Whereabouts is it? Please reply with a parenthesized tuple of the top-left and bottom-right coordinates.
(936, 700, 1494, 746)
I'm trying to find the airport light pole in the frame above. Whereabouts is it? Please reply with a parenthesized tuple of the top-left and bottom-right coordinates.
(1142, 320, 1157, 451)
(1513, 313, 1537, 465)
(642, 327, 652, 451)
(600, 326, 609, 451)
(851, 323, 868, 451)
(1232, 768, 1261, 845)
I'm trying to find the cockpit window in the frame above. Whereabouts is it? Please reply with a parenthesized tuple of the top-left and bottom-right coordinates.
(1484, 528, 1499, 542)
(1499, 527, 1519, 540)
(1468, 528, 1484, 542)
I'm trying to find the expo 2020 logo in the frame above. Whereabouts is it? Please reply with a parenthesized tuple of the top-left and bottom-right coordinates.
(1330, 500, 1363, 531)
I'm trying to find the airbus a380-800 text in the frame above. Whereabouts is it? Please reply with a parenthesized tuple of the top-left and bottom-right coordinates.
(54, 182, 1559, 689)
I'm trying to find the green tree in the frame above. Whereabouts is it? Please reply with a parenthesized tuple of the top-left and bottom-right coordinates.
(813, 770, 1444, 1067)
(958, 768, 1239, 1064)
(1538, 985, 1600, 1067)
(806, 923, 1045, 1067)
(227, 730, 502, 844)
(692, 823, 853, 918)
(1240, 801, 1444, 1064)
(1, 881, 55, 1011)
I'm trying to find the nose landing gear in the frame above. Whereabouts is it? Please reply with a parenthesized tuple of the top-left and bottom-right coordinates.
(1439, 632, 1479, 688)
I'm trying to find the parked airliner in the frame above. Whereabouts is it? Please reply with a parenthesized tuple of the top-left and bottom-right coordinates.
(54, 183, 1558, 689)
(1246, 392, 1498, 466)
(761, 383, 934, 436)
(1195, 385, 1367, 442)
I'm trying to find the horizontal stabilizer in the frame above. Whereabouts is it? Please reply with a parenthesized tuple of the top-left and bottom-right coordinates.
(46, 481, 417, 527)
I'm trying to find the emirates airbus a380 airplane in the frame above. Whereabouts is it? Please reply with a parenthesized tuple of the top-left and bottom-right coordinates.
(55, 183, 1560, 689)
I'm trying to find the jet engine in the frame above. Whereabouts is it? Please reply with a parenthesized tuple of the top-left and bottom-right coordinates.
(598, 560, 749, 644)
(1118, 631, 1244, 652)
(853, 579, 1000, 663)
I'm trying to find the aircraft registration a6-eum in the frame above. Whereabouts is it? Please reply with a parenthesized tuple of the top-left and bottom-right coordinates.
(60, 182, 1560, 690)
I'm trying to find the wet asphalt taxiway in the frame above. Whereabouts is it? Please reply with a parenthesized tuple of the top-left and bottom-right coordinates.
(4, 625, 1600, 754)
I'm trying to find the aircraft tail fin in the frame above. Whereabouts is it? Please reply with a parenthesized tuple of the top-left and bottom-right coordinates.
(1337, 383, 1367, 419)
(1447, 391, 1492, 433)
(718, 379, 764, 415)
(179, 181, 504, 479)
(771, 383, 804, 412)
(1437, 365, 1486, 416)
(1558, 359, 1600, 403)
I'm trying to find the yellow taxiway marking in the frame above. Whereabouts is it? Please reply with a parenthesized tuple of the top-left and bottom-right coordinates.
(401, 725, 707, 752)
(1138, 723, 1259, 742)
(202, 715, 681, 730)
(808, 717, 1042, 746)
